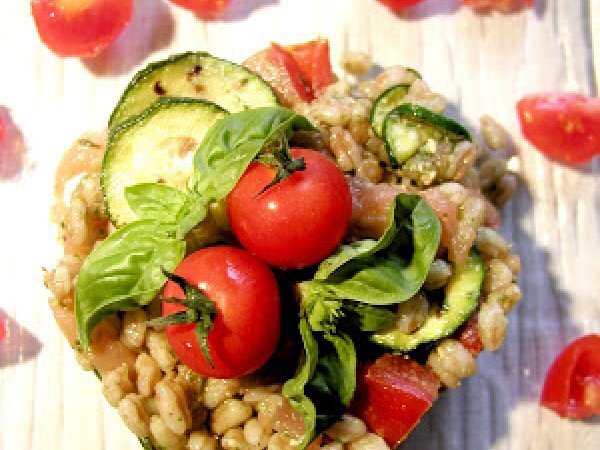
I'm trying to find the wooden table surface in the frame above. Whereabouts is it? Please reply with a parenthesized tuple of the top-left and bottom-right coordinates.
(0, 1, 598, 449)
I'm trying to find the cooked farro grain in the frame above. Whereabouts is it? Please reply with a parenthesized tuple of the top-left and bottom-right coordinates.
(210, 399, 253, 435)
(480, 115, 510, 150)
(394, 293, 429, 334)
(341, 51, 373, 75)
(156, 378, 192, 435)
(424, 259, 453, 290)
(325, 414, 367, 443)
(149, 414, 186, 449)
(119, 394, 151, 438)
(347, 433, 391, 450)
(188, 430, 218, 450)
(427, 339, 477, 389)
(102, 363, 135, 407)
(135, 352, 162, 397)
(121, 309, 148, 349)
(146, 330, 178, 372)
(203, 378, 241, 409)
(477, 301, 508, 351)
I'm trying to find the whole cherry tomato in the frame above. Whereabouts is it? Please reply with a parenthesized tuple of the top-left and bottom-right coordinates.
(167, 0, 231, 19)
(541, 334, 600, 419)
(351, 354, 440, 447)
(227, 148, 352, 269)
(31, 0, 133, 57)
(162, 246, 281, 378)
(517, 93, 600, 164)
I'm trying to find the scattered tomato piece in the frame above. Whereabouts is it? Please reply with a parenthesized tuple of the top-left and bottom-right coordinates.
(376, 0, 425, 10)
(463, 0, 533, 11)
(227, 148, 352, 269)
(31, 0, 133, 57)
(0, 319, 5, 342)
(0, 116, 4, 144)
(517, 93, 600, 164)
(351, 354, 440, 447)
(162, 246, 280, 379)
(244, 44, 314, 106)
(287, 39, 335, 95)
(541, 334, 600, 419)
(167, 0, 231, 19)
(457, 314, 484, 356)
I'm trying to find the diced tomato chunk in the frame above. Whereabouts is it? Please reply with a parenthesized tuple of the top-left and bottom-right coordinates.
(351, 354, 440, 447)
(287, 39, 335, 95)
(541, 334, 600, 419)
(457, 314, 484, 356)
(376, 0, 425, 9)
(244, 43, 314, 107)
(517, 93, 600, 164)
(167, 0, 231, 19)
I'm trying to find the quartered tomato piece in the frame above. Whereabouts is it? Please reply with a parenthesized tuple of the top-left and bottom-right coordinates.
(517, 93, 600, 164)
(287, 39, 335, 95)
(376, 0, 425, 9)
(244, 43, 314, 106)
(167, 0, 231, 19)
(351, 354, 440, 447)
(31, 0, 133, 57)
(541, 334, 600, 419)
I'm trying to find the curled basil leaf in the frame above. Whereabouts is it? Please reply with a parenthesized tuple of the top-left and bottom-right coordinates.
(125, 183, 189, 224)
(310, 193, 441, 305)
(193, 106, 314, 201)
(74, 220, 185, 349)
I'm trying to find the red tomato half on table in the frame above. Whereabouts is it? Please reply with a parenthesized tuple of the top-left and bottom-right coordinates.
(227, 148, 352, 269)
(377, 0, 424, 10)
(351, 354, 440, 447)
(168, 0, 231, 19)
(541, 334, 600, 419)
(517, 93, 600, 164)
(287, 39, 335, 95)
(31, 0, 133, 57)
(162, 246, 281, 379)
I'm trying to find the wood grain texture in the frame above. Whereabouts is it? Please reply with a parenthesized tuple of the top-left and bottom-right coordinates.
(0, 1, 598, 449)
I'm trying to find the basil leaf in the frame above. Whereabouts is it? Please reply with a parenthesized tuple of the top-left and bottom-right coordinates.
(282, 319, 318, 450)
(125, 183, 188, 224)
(193, 106, 314, 201)
(321, 333, 356, 406)
(311, 193, 441, 305)
(74, 220, 185, 349)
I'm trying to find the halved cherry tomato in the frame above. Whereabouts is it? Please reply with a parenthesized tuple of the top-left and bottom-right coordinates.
(31, 0, 133, 58)
(167, 0, 231, 19)
(541, 334, 600, 419)
(517, 93, 600, 164)
(244, 44, 314, 106)
(376, 0, 425, 10)
(351, 354, 440, 447)
(287, 39, 335, 95)
(162, 246, 281, 378)
(227, 148, 352, 269)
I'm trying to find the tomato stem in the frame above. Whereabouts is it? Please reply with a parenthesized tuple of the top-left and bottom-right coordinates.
(256, 137, 305, 196)
(146, 270, 216, 368)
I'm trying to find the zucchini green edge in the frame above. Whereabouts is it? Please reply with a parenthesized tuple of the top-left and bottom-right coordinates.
(102, 96, 228, 227)
(382, 103, 472, 168)
(370, 83, 411, 137)
(371, 252, 485, 351)
(108, 51, 278, 128)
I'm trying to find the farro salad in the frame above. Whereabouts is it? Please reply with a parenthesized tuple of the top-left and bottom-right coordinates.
(45, 39, 521, 450)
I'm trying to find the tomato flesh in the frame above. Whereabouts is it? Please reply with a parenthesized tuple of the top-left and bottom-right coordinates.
(377, 0, 425, 10)
(244, 44, 314, 106)
(351, 354, 440, 447)
(162, 246, 280, 379)
(0, 117, 4, 144)
(167, 0, 231, 19)
(287, 39, 335, 95)
(541, 334, 600, 419)
(517, 93, 600, 164)
(227, 148, 352, 269)
(31, 0, 132, 58)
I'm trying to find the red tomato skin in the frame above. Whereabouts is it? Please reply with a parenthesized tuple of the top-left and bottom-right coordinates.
(168, 0, 231, 19)
(457, 314, 484, 356)
(517, 93, 600, 164)
(541, 334, 600, 419)
(287, 39, 335, 95)
(162, 246, 280, 379)
(31, 0, 133, 58)
(227, 149, 352, 269)
(377, 0, 424, 10)
(351, 354, 440, 447)
(244, 44, 314, 106)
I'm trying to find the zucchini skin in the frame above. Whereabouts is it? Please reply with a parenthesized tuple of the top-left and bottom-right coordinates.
(371, 252, 485, 352)
(370, 83, 411, 137)
(102, 97, 228, 227)
(109, 52, 278, 128)
(383, 103, 472, 168)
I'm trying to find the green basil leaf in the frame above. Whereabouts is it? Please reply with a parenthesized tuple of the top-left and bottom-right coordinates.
(282, 319, 318, 450)
(321, 333, 356, 406)
(74, 220, 185, 349)
(125, 183, 188, 223)
(193, 106, 314, 201)
(311, 193, 441, 305)
(346, 303, 397, 332)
